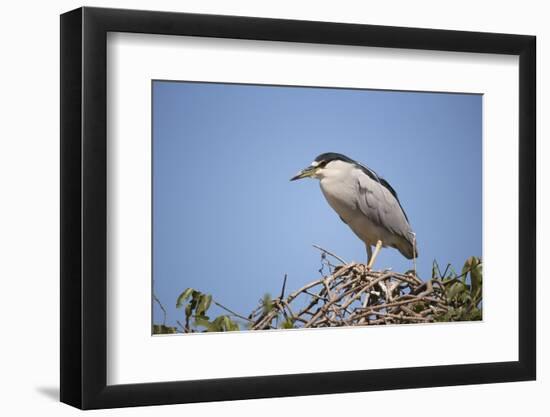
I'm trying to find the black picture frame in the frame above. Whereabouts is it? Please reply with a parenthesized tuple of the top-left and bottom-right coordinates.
(60, 6, 536, 410)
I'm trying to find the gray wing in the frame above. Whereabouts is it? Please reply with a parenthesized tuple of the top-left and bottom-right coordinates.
(353, 168, 412, 241)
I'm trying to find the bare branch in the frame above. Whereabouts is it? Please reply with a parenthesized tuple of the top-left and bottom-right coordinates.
(312, 244, 347, 264)
(213, 300, 253, 323)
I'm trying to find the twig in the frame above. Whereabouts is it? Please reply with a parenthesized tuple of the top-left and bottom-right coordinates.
(312, 244, 347, 265)
(153, 293, 167, 326)
(213, 300, 253, 323)
(279, 274, 288, 300)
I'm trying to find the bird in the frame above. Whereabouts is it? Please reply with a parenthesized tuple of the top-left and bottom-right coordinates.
(290, 152, 417, 268)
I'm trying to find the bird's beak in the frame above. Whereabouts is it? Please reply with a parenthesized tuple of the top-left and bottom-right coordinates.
(290, 166, 316, 181)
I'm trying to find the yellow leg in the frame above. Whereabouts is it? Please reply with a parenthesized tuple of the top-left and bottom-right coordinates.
(366, 245, 373, 264)
(367, 240, 383, 270)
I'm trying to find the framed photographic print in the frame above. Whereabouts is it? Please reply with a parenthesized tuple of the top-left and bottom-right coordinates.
(60, 6, 536, 409)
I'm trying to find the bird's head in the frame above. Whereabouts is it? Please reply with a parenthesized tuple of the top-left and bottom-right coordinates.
(290, 152, 356, 181)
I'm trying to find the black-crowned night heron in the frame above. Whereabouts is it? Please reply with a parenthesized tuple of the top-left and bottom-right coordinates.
(291, 152, 417, 268)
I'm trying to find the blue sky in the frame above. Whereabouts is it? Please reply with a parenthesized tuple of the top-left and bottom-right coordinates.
(152, 81, 482, 329)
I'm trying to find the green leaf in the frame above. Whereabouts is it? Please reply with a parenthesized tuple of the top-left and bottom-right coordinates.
(461, 256, 473, 278)
(209, 315, 239, 332)
(469, 307, 482, 321)
(458, 291, 471, 304)
(152, 324, 177, 334)
(447, 282, 465, 301)
(194, 316, 214, 331)
(448, 265, 457, 279)
(222, 316, 232, 331)
(281, 318, 294, 329)
(470, 259, 482, 300)
(228, 318, 239, 331)
(461, 256, 480, 282)
(196, 294, 212, 316)
(176, 288, 194, 308)
(262, 293, 274, 315)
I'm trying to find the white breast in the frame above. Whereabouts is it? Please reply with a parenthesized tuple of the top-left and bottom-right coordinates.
(318, 162, 384, 246)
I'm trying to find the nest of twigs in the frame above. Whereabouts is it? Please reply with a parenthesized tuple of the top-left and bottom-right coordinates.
(248, 261, 450, 330)
(248, 240, 466, 330)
